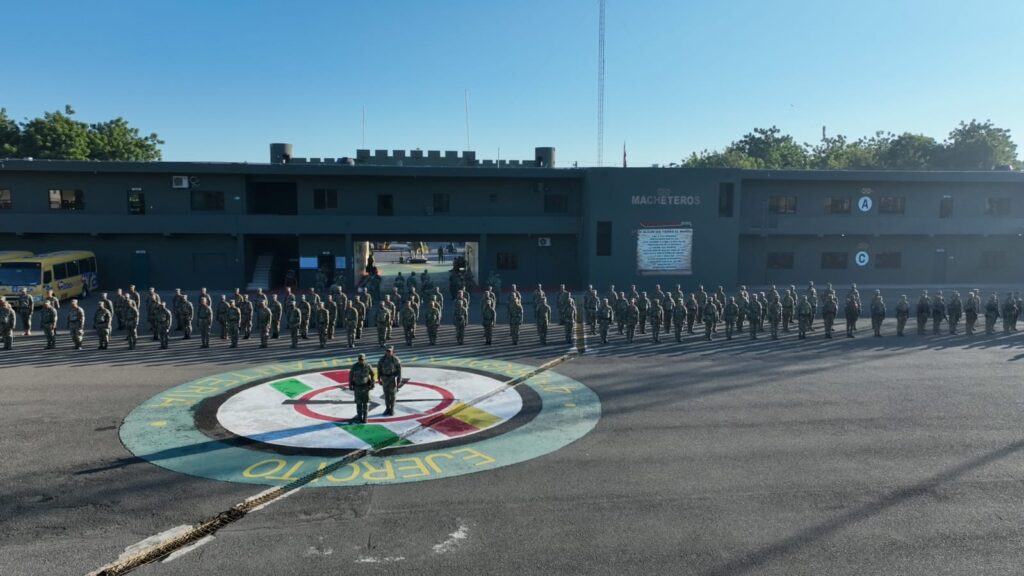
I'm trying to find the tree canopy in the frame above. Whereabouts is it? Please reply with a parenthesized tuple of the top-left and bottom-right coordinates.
(681, 120, 1020, 171)
(1, 105, 163, 161)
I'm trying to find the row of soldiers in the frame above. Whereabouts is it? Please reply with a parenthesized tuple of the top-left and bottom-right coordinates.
(3, 281, 1023, 351)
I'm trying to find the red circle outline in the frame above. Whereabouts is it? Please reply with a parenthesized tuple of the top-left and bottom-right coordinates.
(293, 381, 456, 424)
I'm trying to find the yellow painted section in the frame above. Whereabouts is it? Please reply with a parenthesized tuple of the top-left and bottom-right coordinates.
(446, 403, 502, 430)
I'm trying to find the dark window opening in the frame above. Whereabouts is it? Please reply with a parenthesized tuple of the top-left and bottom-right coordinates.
(67, 260, 79, 277)
(497, 252, 519, 270)
(985, 197, 1011, 216)
(821, 252, 848, 269)
(191, 190, 225, 211)
(247, 182, 297, 215)
(878, 196, 905, 214)
(768, 195, 797, 214)
(53, 262, 68, 280)
(432, 193, 450, 213)
(544, 193, 568, 213)
(596, 221, 612, 256)
(128, 189, 145, 215)
(767, 252, 794, 269)
(79, 257, 96, 274)
(876, 252, 902, 269)
(49, 189, 84, 210)
(982, 251, 1007, 269)
(313, 188, 338, 210)
(824, 196, 851, 214)
(939, 196, 953, 218)
(0, 189, 11, 210)
(718, 183, 734, 217)
(377, 194, 394, 216)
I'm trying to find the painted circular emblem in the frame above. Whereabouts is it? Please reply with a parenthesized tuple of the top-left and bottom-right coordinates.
(120, 355, 600, 487)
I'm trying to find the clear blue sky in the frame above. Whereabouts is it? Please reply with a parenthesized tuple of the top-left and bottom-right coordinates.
(4, 0, 1022, 166)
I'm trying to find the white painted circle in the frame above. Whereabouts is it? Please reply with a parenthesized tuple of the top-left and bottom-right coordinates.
(858, 196, 873, 212)
(216, 367, 523, 451)
(855, 251, 870, 267)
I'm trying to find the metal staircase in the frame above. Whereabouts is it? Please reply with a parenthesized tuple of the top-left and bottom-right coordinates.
(246, 253, 274, 291)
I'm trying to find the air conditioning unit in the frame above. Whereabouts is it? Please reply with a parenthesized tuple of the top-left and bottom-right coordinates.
(537, 237, 552, 247)
(171, 175, 190, 189)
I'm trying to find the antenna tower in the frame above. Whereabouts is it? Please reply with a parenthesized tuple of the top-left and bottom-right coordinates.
(597, 0, 605, 167)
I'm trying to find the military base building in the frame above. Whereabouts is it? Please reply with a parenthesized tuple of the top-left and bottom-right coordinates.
(1, 143, 1022, 293)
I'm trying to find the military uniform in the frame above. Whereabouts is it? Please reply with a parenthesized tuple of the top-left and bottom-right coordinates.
(870, 295, 886, 337)
(377, 350, 403, 416)
(636, 293, 649, 334)
(672, 300, 686, 342)
(624, 301, 640, 343)
(225, 303, 241, 348)
(723, 299, 738, 340)
(895, 297, 910, 336)
(156, 304, 172, 349)
(17, 291, 34, 336)
(701, 301, 717, 341)
(180, 298, 194, 339)
(984, 295, 1000, 335)
(426, 300, 442, 345)
(124, 303, 140, 349)
(781, 292, 795, 332)
(298, 297, 312, 339)
(796, 298, 812, 339)
(1002, 294, 1016, 334)
(376, 305, 392, 347)
(747, 298, 762, 339)
(67, 303, 85, 349)
(288, 306, 302, 348)
(344, 303, 359, 348)
(239, 296, 254, 339)
(562, 300, 577, 345)
(964, 292, 979, 336)
(535, 300, 550, 345)
(507, 298, 523, 345)
(216, 296, 230, 339)
(41, 304, 58, 349)
(767, 298, 782, 340)
(916, 293, 931, 335)
(348, 357, 375, 423)
(822, 297, 837, 339)
(931, 295, 947, 335)
(947, 293, 962, 335)
(454, 297, 469, 345)
(316, 305, 330, 348)
(93, 305, 111, 349)
(481, 302, 496, 345)
(0, 302, 15, 349)
(270, 296, 283, 339)
(583, 289, 598, 335)
(844, 295, 860, 338)
(197, 300, 213, 348)
(647, 301, 662, 343)
(597, 300, 613, 344)
(685, 296, 698, 334)
(114, 290, 127, 331)
(401, 303, 418, 346)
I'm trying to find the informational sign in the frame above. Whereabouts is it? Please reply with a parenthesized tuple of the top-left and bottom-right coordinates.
(299, 256, 318, 269)
(334, 256, 347, 269)
(858, 196, 873, 212)
(855, 251, 870, 267)
(636, 223, 693, 276)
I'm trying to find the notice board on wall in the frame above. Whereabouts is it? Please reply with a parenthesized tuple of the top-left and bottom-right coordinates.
(636, 222, 693, 276)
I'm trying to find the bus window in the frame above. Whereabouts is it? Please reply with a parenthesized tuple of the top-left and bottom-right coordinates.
(0, 263, 42, 286)
(43, 270, 52, 284)
(54, 263, 68, 280)
(81, 258, 96, 274)
(67, 260, 80, 277)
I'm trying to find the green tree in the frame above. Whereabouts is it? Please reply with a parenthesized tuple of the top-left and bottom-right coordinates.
(731, 126, 809, 169)
(941, 119, 1018, 169)
(18, 106, 91, 160)
(88, 117, 163, 161)
(681, 148, 764, 169)
(874, 132, 940, 170)
(0, 108, 20, 157)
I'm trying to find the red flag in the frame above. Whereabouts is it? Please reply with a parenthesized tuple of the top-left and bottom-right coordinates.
(622, 141, 627, 168)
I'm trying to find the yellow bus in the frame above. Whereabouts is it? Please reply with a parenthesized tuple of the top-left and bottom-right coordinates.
(0, 251, 98, 304)
(0, 251, 33, 262)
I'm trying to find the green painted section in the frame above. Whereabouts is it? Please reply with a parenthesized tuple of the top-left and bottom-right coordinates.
(271, 378, 312, 398)
(339, 423, 411, 449)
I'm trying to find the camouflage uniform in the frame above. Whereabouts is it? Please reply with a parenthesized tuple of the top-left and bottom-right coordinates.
(348, 356, 375, 423)
(156, 304, 172, 349)
(239, 295, 254, 339)
(535, 300, 551, 345)
(481, 302, 496, 345)
(767, 298, 782, 340)
(507, 297, 523, 345)
(17, 290, 34, 336)
(624, 300, 640, 343)
(796, 297, 812, 339)
(822, 297, 837, 339)
(916, 293, 931, 335)
(723, 298, 738, 340)
(316, 304, 330, 348)
(41, 303, 58, 349)
(647, 301, 663, 343)
(701, 301, 717, 341)
(426, 299, 442, 345)
(180, 296, 194, 339)
(216, 296, 230, 340)
(947, 292, 962, 335)
(964, 291, 979, 336)
(256, 302, 272, 348)
(93, 305, 111, 349)
(67, 302, 85, 350)
(672, 299, 686, 342)
(197, 299, 213, 348)
(844, 295, 860, 338)
(377, 350, 403, 416)
(401, 303, 418, 346)
(124, 302, 139, 350)
(0, 301, 14, 349)
(984, 294, 1000, 335)
(376, 305, 392, 347)
(895, 296, 910, 336)
(288, 306, 302, 348)
(870, 293, 886, 337)
(597, 299, 613, 344)
(344, 303, 359, 348)
(747, 298, 762, 339)
(562, 300, 577, 345)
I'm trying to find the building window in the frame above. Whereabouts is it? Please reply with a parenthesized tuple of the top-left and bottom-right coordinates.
(985, 197, 1011, 216)
(544, 193, 568, 213)
(496, 252, 518, 270)
(596, 221, 612, 256)
(878, 196, 905, 214)
(48, 189, 85, 211)
(768, 195, 797, 214)
(432, 192, 450, 213)
(766, 252, 794, 269)
(0, 189, 11, 210)
(313, 188, 338, 210)
(127, 189, 145, 215)
(824, 196, 851, 214)
(982, 251, 1007, 269)
(377, 194, 393, 216)
(190, 190, 225, 211)
(939, 195, 953, 218)
(718, 183, 734, 217)
(876, 252, 902, 269)
(821, 252, 848, 269)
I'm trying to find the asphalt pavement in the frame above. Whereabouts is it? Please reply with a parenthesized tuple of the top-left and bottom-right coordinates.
(2, 319, 1024, 575)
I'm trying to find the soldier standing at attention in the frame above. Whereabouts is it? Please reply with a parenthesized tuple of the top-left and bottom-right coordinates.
(270, 294, 283, 339)
(124, 300, 139, 350)
(767, 296, 782, 340)
(563, 297, 577, 345)
(93, 303, 111, 350)
(426, 296, 442, 345)
(821, 295, 838, 339)
(684, 294, 698, 334)
(481, 299, 496, 345)
(984, 293, 1000, 335)
(747, 295, 762, 340)
(197, 296, 213, 348)
(216, 294, 229, 340)
(723, 297, 738, 340)
(114, 288, 127, 331)
(257, 299, 272, 349)
(844, 294, 861, 338)
(895, 295, 910, 336)
(931, 291, 947, 335)
(67, 299, 85, 350)
(41, 301, 58, 349)
(376, 301, 392, 347)
(381, 295, 397, 340)
(796, 295, 812, 339)
(915, 291, 931, 335)
(353, 294, 368, 340)
(146, 289, 160, 341)
(507, 295, 523, 345)
(701, 299, 717, 341)
(615, 292, 629, 335)
(964, 290, 980, 336)
(781, 289, 795, 332)
(348, 353, 375, 424)
(947, 291, 963, 335)
(535, 299, 551, 345)
(805, 282, 818, 331)
(126, 284, 142, 313)
(239, 295, 254, 340)
(224, 301, 240, 348)
(624, 298, 640, 343)
(1002, 292, 1016, 334)
(156, 302, 172, 349)
(315, 302, 330, 348)
(672, 298, 686, 343)
(596, 298, 613, 344)
(308, 287, 322, 330)
(377, 346, 403, 416)
(326, 295, 338, 341)
(401, 300, 418, 346)
(44, 289, 60, 322)
(0, 300, 15, 350)
(648, 298, 663, 344)
(288, 302, 302, 349)
(17, 288, 34, 336)
(179, 295, 194, 339)
(453, 294, 469, 345)
(172, 288, 185, 332)
(583, 286, 598, 335)
(282, 287, 295, 332)
(344, 300, 359, 348)
(298, 295, 312, 340)
(636, 291, 649, 335)
(98, 292, 114, 318)
(870, 291, 886, 337)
